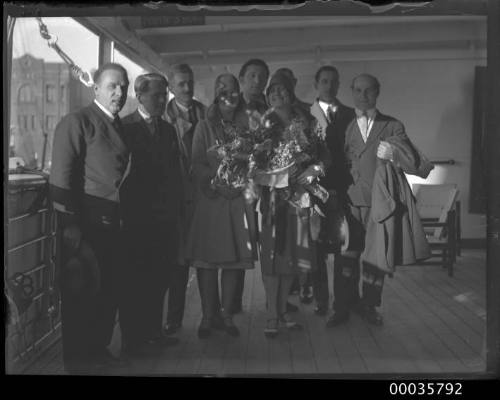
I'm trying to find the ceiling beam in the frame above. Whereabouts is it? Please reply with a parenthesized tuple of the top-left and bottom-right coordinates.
(137, 15, 485, 36)
(148, 19, 485, 56)
(171, 41, 487, 69)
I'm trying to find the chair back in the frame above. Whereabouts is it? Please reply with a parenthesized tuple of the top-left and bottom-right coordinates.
(413, 183, 459, 239)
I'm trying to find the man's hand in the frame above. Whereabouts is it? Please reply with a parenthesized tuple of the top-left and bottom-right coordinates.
(63, 224, 82, 251)
(297, 164, 323, 185)
(377, 141, 394, 161)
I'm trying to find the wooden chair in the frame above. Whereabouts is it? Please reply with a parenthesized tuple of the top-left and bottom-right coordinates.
(412, 184, 461, 277)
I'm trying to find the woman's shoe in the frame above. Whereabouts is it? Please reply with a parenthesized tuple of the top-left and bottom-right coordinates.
(279, 313, 303, 331)
(264, 319, 279, 338)
(223, 317, 240, 337)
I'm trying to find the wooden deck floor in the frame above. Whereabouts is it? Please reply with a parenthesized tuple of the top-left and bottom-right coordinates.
(23, 249, 486, 376)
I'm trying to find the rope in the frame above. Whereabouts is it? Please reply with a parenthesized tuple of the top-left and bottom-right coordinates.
(36, 17, 94, 88)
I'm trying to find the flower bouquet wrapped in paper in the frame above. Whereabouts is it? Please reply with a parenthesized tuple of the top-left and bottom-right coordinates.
(247, 108, 330, 210)
(207, 121, 253, 199)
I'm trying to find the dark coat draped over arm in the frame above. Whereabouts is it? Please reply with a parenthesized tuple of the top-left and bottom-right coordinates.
(360, 135, 433, 274)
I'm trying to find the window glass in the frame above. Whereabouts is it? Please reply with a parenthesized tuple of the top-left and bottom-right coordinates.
(18, 84, 33, 102)
(46, 84, 56, 102)
(112, 48, 150, 118)
(10, 17, 98, 171)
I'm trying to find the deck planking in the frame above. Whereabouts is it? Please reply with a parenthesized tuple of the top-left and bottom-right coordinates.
(20, 249, 486, 376)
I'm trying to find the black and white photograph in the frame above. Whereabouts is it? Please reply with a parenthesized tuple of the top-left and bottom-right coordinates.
(4, 0, 500, 383)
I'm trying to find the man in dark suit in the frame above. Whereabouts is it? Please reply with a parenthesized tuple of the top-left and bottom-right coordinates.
(327, 73, 418, 327)
(49, 63, 130, 373)
(163, 64, 206, 335)
(120, 73, 183, 354)
(310, 65, 356, 317)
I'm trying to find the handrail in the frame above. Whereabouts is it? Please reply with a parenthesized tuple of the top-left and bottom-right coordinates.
(431, 159, 456, 165)
(8, 233, 56, 254)
(9, 208, 50, 223)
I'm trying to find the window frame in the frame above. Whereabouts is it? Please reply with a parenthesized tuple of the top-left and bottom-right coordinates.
(46, 84, 56, 103)
(18, 84, 33, 103)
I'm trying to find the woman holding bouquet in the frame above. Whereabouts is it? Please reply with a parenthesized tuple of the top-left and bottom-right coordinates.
(256, 73, 331, 338)
(186, 74, 258, 339)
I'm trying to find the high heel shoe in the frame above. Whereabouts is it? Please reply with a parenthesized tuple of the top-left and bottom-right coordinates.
(264, 318, 279, 338)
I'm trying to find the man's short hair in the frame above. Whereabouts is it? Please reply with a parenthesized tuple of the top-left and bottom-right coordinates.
(93, 63, 129, 85)
(238, 58, 270, 80)
(134, 73, 168, 96)
(351, 73, 381, 92)
(167, 63, 194, 82)
(314, 65, 339, 84)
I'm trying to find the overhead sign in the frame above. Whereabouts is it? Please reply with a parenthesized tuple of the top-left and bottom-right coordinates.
(140, 16, 205, 28)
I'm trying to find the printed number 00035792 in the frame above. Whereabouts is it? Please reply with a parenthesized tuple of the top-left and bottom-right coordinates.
(389, 382, 462, 396)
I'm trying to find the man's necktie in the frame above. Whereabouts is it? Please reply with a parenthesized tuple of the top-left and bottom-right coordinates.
(327, 105, 336, 124)
(151, 116, 160, 140)
(188, 107, 198, 126)
(359, 112, 369, 143)
(112, 116, 123, 134)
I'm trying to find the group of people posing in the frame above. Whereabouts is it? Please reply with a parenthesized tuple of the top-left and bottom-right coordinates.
(50, 57, 432, 374)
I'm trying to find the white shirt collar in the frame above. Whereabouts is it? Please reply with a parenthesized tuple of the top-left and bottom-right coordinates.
(175, 99, 190, 113)
(355, 108, 377, 119)
(318, 99, 338, 116)
(137, 106, 152, 122)
(94, 99, 115, 120)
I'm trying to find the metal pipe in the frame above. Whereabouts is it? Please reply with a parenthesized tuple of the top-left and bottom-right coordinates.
(13, 322, 61, 366)
(8, 233, 56, 254)
(431, 159, 456, 165)
(9, 208, 49, 223)
(13, 262, 49, 277)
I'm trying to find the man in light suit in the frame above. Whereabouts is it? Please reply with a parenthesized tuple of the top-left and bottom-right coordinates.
(120, 73, 183, 354)
(309, 65, 356, 316)
(50, 63, 130, 373)
(328, 73, 419, 327)
(163, 64, 206, 335)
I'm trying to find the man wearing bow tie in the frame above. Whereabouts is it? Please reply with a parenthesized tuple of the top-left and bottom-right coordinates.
(327, 73, 413, 327)
(120, 73, 182, 354)
(310, 65, 356, 317)
(164, 64, 206, 335)
(50, 63, 131, 372)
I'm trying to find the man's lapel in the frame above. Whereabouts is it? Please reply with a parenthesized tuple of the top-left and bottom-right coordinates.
(134, 110, 156, 149)
(359, 113, 388, 156)
(90, 102, 128, 155)
(170, 101, 194, 166)
(310, 101, 328, 132)
(347, 119, 366, 152)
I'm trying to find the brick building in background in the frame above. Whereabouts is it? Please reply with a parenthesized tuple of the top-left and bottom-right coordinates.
(10, 54, 94, 170)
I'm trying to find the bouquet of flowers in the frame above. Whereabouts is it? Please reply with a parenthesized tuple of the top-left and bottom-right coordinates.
(208, 108, 329, 207)
(207, 122, 253, 199)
